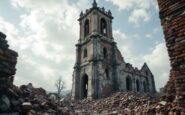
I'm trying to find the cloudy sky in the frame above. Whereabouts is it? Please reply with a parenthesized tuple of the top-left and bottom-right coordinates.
(0, 0, 170, 92)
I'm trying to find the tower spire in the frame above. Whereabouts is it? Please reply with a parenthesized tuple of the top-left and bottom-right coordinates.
(92, 0, 97, 7)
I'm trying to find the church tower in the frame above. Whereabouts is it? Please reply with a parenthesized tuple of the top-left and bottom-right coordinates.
(71, 0, 119, 100)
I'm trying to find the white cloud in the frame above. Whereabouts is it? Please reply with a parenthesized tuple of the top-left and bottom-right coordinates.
(146, 34, 152, 38)
(0, 0, 90, 91)
(144, 43, 171, 90)
(145, 27, 161, 39)
(106, 0, 152, 11)
(113, 30, 136, 61)
(0, 17, 31, 50)
(128, 9, 150, 25)
(106, 0, 154, 26)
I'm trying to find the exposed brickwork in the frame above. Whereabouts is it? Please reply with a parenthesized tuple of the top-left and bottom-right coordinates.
(0, 32, 18, 91)
(157, 0, 185, 107)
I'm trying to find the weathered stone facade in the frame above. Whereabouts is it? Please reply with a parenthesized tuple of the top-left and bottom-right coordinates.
(71, 0, 156, 100)
(157, 0, 185, 107)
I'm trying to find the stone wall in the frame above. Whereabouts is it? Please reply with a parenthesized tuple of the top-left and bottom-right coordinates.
(0, 32, 18, 112)
(157, 0, 185, 107)
(0, 32, 18, 91)
(117, 62, 156, 93)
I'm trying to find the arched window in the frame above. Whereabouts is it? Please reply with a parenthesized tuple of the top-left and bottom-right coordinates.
(103, 47, 107, 59)
(126, 76, 132, 91)
(136, 80, 140, 92)
(105, 69, 109, 79)
(83, 48, 87, 58)
(84, 19, 89, 37)
(146, 71, 148, 76)
(100, 18, 107, 35)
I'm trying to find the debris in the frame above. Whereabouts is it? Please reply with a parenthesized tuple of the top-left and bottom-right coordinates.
(0, 95, 10, 112)
(160, 101, 167, 106)
(70, 92, 184, 114)
(22, 102, 32, 113)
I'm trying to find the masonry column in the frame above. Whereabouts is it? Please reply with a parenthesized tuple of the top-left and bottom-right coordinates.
(72, 44, 81, 100)
(112, 42, 118, 91)
(92, 11, 98, 35)
(157, 0, 185, 107)
(92, 35, 99, 99)
(132, 77, 136, 92)
(110, 19, 113, 38)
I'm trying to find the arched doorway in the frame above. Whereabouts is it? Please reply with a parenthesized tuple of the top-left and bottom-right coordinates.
(82, 74, 88, 98)
(126, 76, 132, 91)
(136, 80, 140, 92)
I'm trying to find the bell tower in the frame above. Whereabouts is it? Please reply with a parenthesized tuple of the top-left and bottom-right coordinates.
(71, 0, 118, 100)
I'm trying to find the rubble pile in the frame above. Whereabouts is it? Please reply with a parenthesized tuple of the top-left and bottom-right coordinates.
(2, 84, 184, 115)
(18, 83, 70, 115)
(0, 82, 72, 115)
(157, 0, 185, 107)
(72, 92, 184, 114)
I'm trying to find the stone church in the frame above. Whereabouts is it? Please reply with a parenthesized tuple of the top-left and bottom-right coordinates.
(71, 0, 156, 100)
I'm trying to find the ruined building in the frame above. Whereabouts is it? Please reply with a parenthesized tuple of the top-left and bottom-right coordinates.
(157, 0, 185, 107)
(71, 0, 156, 100)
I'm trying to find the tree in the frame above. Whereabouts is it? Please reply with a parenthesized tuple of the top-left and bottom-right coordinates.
(55, 77, 65, 99)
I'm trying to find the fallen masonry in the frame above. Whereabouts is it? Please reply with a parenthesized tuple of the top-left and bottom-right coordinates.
(71, 92, 184, 115)
(1, 82, 185, 115)
(0, 82, 72, 115)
